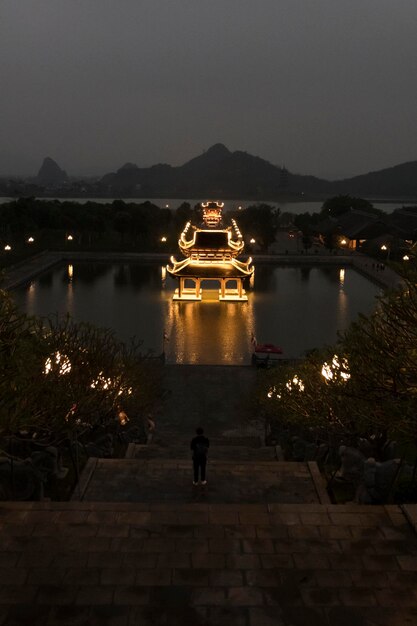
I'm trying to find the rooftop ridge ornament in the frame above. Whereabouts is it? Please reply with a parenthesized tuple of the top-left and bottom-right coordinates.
(167, 200, 254, 302)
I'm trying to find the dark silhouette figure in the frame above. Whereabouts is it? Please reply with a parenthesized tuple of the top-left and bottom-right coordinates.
(190, 427, 210, 485)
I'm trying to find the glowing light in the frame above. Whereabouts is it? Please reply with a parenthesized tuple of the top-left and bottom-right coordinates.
(403, 255, 410, 261)
(381, 244, 387, 251)
(27, 237, 34, 243)
(250, 238, 256, 244)
(117, 408, 129, 426)
(339, 268, 345, 284)
(161, 236, 167, 242)
(340, 239, 347, 245)
(68, 264, 73, 279)
(285, 375, 305, 392)
(4, 244, 11, 251)
(161, 266, 167, 280)
(44, 351, 72, 376)
(67, 234, 73, 241)
(165, 204, 169, 208)
(238, 205, 242, 210)
(321, 354, 350, 383)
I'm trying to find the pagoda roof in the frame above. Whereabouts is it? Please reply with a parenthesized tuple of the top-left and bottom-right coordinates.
(167, 257, 253, 279)
(194, 231, 229, 249)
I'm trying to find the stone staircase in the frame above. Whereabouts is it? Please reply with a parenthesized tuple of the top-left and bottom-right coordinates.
(75, 436, 323, 506)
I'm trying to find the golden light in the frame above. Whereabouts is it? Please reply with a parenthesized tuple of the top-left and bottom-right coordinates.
(250, 238, 256, 244)
(161, 236, 167, 242)
(27, 237, 34, 243)
(339, 268, 345, 284)
(381, 244, 387, 251)
(68, 264, 73, 279)
(340, 239, 347, 245)
(44, 351, 72, 376)
(286, 375, 305, 393)
(321, 355, 350, 383)
(117, 408, 129, 426)
(238, 205, 242, 210)
(165, 204, 169, 208)
(161, 266, 167, 280)
(4, 244, 11, 251)
(67, 234, 73, 241)
(403, 255, 410, 261)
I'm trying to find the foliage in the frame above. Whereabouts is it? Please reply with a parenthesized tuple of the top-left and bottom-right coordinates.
(230, 204, 280, 251)
(321, 195, 380, 218)
(261, 278, 417, 450)
(0, 287, 160, 448)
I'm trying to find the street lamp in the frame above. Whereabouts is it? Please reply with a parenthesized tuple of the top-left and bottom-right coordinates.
(340, 239, 347, 246)
(403, 255, 410, 261)
(381, 244, 390, 262)
(250, 238, 256, 244)
(27, 236, 34, 243)
(67, 234, 73, 241)
(4, 244, 11, 251)
(161, 236, 167, 243)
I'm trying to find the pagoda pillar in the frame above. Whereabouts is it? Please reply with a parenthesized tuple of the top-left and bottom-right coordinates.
(238, 279, 243, 298)
(220, 279, 225, 298)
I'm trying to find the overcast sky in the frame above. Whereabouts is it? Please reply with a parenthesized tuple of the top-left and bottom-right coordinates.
(1, 1, 417, 179)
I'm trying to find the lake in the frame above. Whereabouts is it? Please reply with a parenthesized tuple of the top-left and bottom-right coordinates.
(0, 197, 415, 214)
(12, 261, 381, 365)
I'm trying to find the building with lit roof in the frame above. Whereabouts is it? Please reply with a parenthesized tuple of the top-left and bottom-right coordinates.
(167, 201, 254, 301)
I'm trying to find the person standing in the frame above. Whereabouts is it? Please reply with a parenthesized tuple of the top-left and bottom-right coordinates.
(190, 427, 210, 486)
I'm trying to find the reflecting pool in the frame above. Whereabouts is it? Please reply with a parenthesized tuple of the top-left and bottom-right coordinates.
(13, 262, 381, 364)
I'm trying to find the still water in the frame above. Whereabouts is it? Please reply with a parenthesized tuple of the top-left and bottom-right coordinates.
(13, 262, 381, 365)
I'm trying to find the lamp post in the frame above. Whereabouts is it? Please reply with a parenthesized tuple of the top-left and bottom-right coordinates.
(380, 244, 390, 262)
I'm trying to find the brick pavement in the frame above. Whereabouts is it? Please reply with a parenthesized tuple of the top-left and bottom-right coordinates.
(0, 502, 417, 625)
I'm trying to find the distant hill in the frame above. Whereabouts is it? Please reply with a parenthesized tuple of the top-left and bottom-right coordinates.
(101, 143, 329, 198)
(36, 157, 68, 185)
(331, 161, 417, 198)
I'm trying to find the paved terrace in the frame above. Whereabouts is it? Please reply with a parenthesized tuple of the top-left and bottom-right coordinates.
(1, 502, 417, 625)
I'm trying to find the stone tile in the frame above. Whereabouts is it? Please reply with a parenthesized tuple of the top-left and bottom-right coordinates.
(192, 554, 226, 569)
(319, 525, 352, 540)
(362, 555, 399, 571)
(329, 555, 364, 570)
(17, 552, 55, 568)
(301, 587, 341, 606)
(194, 525, 225, 538)
(60, 523, 99, 537)
(288, 525, 321, 539)
(36, 585, 77, 605)
(27, 568, 66, 586)
(209, 569, 243, 587)
(101, 568, 137, 586)
(173, 569, 210, 586)
(397, 555, 417, 571)
(117, 512, 151, 525)
(135, 569, 171, 586)
(75, 585, 115, 605)
(1, 604, 52, 626)
(315, 570, 352, 588)
(248, 607, 285, 626)
(175, 538, 208, 553)
(339, 588, 377, 606)
(88, 605, 130, 626)
(191, 587, 226, 605)
(339, 540, 376, 555)
(326, 606, 367, 626)
(0, 553, 20, 568)
(157, 553, 191, 568)
(97, 525, 130, 538)
(292, 554, 328, 570)
(64, 567, 101, 585)
(148, 585, 192, 606)
(88, 552, 123, 568)
(246, 569, 282, 587)
(208, 606, 248, 626)
(227, 587, 264, 606)
(227, 554, 261, 570)
(260, 554, 294, 569)
(299, 513, 331, 526)
(224, 525, 256, 538)
(374, 589, 417, 608)
(256, 525, 288, 539)
(350, 570, 389, 588)
(0, 568, 27, 585)
(242, 539, 274, 554)
(113, 585, 150, 605)
(209, 538, 242, 554)
(122, 553, 158, 569)
(280, 606, 327, 626)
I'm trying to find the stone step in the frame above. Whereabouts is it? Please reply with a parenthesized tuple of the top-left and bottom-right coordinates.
(131, 444, 276, 461)
(78, 459, 320, 505)
(0, 501, 415, 625)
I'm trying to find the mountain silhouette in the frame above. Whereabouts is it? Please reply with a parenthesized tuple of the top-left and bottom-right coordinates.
(100, 146, 417, 199)
(36, 157, 68, 185)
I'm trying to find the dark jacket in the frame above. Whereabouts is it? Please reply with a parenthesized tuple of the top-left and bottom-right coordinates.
(190, 435, 210, 458)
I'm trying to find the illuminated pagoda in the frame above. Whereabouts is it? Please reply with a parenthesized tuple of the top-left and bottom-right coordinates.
(167, 201, 254, 301)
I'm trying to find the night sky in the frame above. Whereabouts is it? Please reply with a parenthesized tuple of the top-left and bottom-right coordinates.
(1, 1, 417, 179)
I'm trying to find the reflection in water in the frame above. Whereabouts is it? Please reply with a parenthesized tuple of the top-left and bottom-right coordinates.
(13, 263, 380, 364)
(68, 264, 73, 281)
